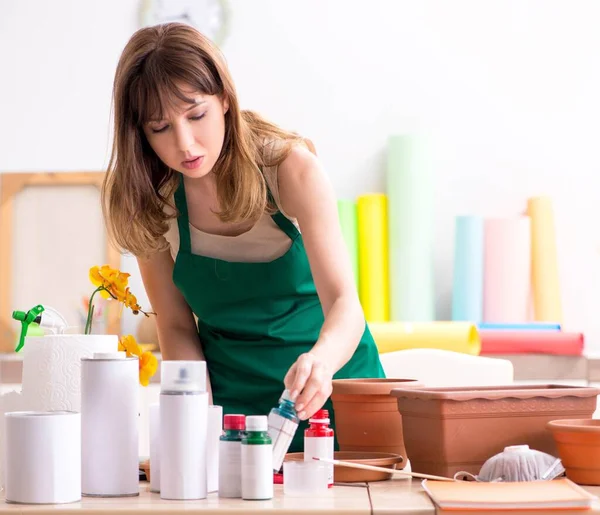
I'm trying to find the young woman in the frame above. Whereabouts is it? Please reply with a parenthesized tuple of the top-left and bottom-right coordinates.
(102, 22, 384, 451)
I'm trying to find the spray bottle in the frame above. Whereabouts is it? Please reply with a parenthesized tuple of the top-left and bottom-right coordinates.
(12, 305, 68, 352)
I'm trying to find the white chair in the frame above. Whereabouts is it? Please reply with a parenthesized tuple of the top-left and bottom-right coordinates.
(379, 348, 514, 387)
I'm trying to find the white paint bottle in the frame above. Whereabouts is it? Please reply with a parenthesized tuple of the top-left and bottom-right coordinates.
(304, 409, 334, 487)
(241, 415, 273, 500)
(218, 414, 246, 498)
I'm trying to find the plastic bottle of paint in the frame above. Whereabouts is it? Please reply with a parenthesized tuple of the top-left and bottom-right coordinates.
(267, 389, 299, 472)
(219, 414, 246, 498)
(241, 415, 273, 500)
(304, 409, 334, 487)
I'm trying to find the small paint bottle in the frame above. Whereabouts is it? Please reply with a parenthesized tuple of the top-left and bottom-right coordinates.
(267, 389, 299, 472)
(304, 409, 334, 487)
(219, 414, 246, 498)
(241, 415, 273, 500)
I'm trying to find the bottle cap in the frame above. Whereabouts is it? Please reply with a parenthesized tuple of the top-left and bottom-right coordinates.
(280, 389, 295, 403)
(245, 415, 268, 431)
(224, 414, 246, 431)
(161, 360, 206, 393)
(309, 409, 330, 424)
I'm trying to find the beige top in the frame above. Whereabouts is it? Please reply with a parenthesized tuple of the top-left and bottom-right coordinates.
(163, 159, 300, 263)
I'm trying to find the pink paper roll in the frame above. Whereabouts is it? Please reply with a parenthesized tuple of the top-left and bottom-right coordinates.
(484, 217, 531, 323)
(480, 331, 584, 355)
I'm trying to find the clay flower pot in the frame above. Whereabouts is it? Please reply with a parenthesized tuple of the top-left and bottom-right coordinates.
(547, 419, 600, 486)
(331, 378, 421, 468)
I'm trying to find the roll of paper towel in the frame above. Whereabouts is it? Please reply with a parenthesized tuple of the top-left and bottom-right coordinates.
(21, 334, 118, 412)
(0, 391, 24, 490)
(208, 405, 223, 493)
(5, 411, 81, 504)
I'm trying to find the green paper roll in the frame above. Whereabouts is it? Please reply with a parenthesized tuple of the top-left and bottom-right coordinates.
(337, 200, 359, 287)
(386, 134, 435, 321)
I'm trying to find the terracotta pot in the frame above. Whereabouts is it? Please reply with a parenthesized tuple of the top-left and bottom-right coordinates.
(331, 378, 421, 469)
(392, 384, 600, 478)
(285, 451, 403, 483)
(547, 419, 600, 486)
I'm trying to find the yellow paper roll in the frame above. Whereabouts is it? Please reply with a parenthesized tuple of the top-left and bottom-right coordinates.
(527, 197, 562, 323)
(357, 194, 389, 322)
(369, 322, 481, 355)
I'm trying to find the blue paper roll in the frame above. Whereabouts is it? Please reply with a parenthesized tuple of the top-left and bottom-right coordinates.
(478, 322, 561, 331)
(452, 216, 484, 322)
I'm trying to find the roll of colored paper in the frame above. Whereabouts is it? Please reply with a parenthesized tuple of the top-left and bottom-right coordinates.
(478, 322, 561, 331)
(527, 196, 563, 323)
(386, 134, 435, 322)
(480, 331, 583, 355)
(452, 216, 484, 323)
(337, 200, 359, 287)
(484, 217, 531, 323)
(369, 322, 481, 355)
(357, 194, 389, 322)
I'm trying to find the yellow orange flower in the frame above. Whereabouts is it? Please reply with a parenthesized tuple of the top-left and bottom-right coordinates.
(86, 265, 154, 335)
(139, 351, 158, 387)
(118, 334, 142, 357)
(118, 335, 158, 386)
(89, 265, 131, 301)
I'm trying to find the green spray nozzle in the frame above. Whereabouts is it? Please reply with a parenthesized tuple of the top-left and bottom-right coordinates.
(12, 305, 45, 353)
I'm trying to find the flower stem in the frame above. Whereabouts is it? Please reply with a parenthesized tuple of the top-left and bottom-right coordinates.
(85, 286, 104, 335)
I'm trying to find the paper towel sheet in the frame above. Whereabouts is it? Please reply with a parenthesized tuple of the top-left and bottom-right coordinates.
(21, 334, 118, 412)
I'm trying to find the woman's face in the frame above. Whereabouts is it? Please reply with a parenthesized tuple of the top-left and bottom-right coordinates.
(143, 86, 229, 179)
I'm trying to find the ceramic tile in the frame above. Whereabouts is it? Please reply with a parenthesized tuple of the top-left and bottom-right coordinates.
(368, 478, 435, 515)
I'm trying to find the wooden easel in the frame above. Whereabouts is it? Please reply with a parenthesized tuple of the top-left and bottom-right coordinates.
(0, 172, 121, 352)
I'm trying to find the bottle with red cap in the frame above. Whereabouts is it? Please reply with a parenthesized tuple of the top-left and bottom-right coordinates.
(219, 414, 246, 498)
(304, 409, 334, 487)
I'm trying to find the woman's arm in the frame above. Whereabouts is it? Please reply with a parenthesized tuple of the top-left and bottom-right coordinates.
(278, 145, 365, 419)
(137, 248, 213, 399)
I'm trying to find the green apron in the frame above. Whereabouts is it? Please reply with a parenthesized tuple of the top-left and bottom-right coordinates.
(172, 176, 385, 452)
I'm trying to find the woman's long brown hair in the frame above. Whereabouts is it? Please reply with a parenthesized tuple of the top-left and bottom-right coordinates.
(102, 22, 310, 257)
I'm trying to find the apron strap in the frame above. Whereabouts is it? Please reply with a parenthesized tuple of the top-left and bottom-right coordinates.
(265, 178, 301, 242)
(174, 175, 192, 253)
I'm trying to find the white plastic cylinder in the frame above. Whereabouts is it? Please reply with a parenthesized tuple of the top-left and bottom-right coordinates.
(149, 403, 160, 493)
(160, 361, 208, 500)
(5, 411, 81, 504)
(81, 352, 139, 497)
(241, 415, 273, 500)
(207, 405, 223, 493)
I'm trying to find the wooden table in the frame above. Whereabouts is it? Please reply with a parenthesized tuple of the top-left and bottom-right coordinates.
(1, 480, 599, 514)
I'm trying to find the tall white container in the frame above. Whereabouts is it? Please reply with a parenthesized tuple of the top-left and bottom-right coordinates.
(207, 405, 223, 493)
(149, 403, 160, 493)
(160, 361, 208, 500)
(81, 352, 139, 497)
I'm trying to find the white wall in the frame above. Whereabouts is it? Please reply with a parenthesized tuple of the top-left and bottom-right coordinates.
(1, 1, 599, 346)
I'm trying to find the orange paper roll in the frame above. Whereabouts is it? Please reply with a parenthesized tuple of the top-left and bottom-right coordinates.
(527, 196, 562, 323)
(357, 194, 389, 322)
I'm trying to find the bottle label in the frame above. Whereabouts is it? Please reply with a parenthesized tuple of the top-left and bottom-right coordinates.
(241, 443, 273, 500)
(304, 436, 334, 486)
(268, 412, 298, 471)
(219, 440, 241, 498)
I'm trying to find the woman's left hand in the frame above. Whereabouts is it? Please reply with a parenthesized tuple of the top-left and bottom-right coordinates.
(284, 352, 333, 420)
